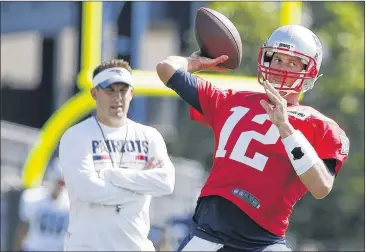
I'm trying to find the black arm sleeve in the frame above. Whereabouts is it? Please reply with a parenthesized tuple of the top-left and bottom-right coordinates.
(166, 69, 202, 113)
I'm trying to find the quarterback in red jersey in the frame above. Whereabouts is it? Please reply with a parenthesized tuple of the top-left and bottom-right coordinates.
(157, 24, 349, 251)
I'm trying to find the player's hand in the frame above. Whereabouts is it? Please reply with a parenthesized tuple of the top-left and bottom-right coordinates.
(187, 50, 229, 72)
(98, 169, 107, 179)
(144, 157, 164, 170)
(260, 80, 290, 128)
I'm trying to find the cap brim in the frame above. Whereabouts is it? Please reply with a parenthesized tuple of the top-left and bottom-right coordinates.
(97, 76, 133, 89)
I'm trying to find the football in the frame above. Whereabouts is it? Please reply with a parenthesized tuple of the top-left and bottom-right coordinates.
(194, 7, 242, 69)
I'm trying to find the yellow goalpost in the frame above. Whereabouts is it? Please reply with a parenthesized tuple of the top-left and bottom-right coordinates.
(21, 2, 302, 188)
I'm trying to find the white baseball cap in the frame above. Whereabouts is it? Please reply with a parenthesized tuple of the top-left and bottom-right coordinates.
(92, 67, 133, 88)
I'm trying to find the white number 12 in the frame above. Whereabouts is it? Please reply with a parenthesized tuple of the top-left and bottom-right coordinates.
(215, 106, 280, 171)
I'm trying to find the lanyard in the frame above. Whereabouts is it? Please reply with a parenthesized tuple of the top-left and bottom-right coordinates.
(94, 116, 128, 168)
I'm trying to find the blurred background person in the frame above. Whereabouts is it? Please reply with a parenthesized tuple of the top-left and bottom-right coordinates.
(13, 159, 69, 251)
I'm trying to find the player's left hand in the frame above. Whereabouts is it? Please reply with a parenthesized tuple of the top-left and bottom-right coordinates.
(260, 80, 289, 127)
(188, 50, 229, 72)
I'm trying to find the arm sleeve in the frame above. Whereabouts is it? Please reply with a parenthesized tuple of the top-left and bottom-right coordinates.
(59, 127, 140, 205)
(101, 128, 175, 197)
(167, 69, 202, 113)
(167, 69, 232, 126)
(313, 122, 350, 175)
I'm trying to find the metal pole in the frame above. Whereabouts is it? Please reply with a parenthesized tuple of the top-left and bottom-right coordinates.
(101, 2, 126, 61)
(280, 2, 302, 25)
(129, 2, 150, 124)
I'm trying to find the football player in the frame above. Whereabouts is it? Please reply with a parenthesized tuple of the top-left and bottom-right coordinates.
(14, 161, 69, 251)
(156, 24, 349, 251)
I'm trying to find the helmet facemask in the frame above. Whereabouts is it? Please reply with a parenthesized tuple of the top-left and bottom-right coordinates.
(257, 45, 321, 96)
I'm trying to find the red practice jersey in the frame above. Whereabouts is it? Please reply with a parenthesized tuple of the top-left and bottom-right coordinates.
(189, 78, 349, 237)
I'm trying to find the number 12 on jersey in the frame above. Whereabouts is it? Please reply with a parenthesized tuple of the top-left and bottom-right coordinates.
(215, 106, 281, 171)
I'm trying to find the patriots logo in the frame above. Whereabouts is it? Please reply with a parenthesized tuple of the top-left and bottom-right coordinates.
(109, 69, 124, 76)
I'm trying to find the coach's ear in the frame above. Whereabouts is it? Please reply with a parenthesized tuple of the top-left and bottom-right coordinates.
(130, 87, 134, 96)
(90, 88, 97, 100)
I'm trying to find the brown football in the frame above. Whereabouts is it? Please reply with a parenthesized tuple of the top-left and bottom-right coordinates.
(195, 7, 242, 69)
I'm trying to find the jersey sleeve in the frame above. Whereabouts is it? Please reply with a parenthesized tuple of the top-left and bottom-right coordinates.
(189, 106, 211, 126)
(167, 69, 233, 126)
(313, 121, 350, 175)
(193, 77, 233, 126)
(166, 69, 202, 113)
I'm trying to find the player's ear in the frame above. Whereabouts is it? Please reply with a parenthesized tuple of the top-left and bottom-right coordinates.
(90, 88, 97, 100)
(128, 87, 134, 101)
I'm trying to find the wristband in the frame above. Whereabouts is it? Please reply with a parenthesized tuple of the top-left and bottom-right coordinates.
(281, 130, 320, 176)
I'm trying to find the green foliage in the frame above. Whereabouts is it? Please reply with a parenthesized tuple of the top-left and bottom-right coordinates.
(311, 2, 364, 95)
